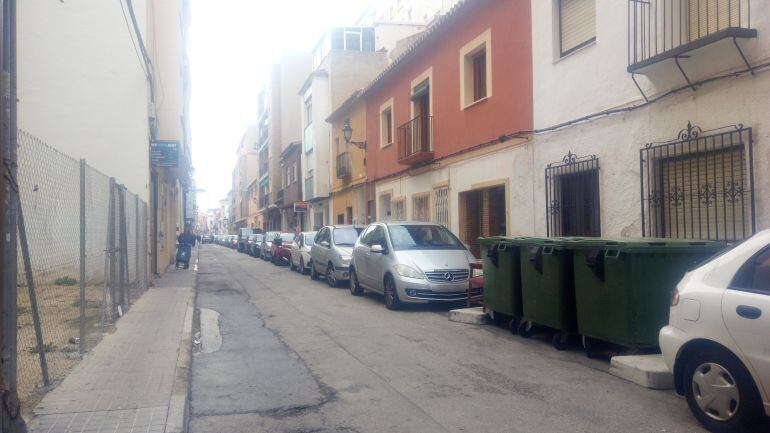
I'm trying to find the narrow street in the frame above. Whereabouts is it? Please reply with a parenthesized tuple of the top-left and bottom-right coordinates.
(190, 245, 705, 433)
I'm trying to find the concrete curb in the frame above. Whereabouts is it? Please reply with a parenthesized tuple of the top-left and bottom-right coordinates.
(448, 307, 489, 325)
(166, 249, 197, 433)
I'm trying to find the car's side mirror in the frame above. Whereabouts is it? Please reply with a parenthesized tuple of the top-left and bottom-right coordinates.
(371, 244, 385, 254)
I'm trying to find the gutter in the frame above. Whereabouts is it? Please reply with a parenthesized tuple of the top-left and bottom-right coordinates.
(126, 0, 157, 137)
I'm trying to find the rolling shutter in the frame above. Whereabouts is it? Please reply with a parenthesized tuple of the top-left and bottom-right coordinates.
(660, 146, 749, 241)
(560, 0, 596, 55)
(689, 0, 741, 41)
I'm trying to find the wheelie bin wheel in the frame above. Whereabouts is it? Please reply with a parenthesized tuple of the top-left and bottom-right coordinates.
(583, 336, 600, 358)
(552, 333, 568, 351)
(517, 320, 536, 338)
(507, 317, 519, 335)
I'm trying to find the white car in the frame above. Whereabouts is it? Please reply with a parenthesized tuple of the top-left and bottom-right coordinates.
(290, 231, 316, 275)
(660, 229, 770, 433)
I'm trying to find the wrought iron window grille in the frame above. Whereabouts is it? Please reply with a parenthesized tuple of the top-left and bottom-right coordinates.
(640, 122, 755, 241)
(545, 151, 601, 237)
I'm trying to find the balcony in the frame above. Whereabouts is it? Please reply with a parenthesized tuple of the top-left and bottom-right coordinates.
(628, 0, 756, 73)
(276, 189, 284, 206)
(397, 115, 433, 166)
(336, 152, 351, 179)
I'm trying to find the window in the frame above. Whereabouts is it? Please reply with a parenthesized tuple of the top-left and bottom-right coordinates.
(393, 199, 405, 221)
(332, 227, 362, 246)
(329, 27, 375, 52)
(559, 0, 596, 57)
(380, 100, 394, 148)
(379, 193, 392, 221)
(434, 186, 449, 227)
(472, 52, 486, 101)
(546, 153, 601, 237)
(460, 29, 491, 108)
(641, 124, 755, 241)
(731, 248, 770, 293)
(305, 96, 313, 125)
(413, 194, 430, 222)
(337, 214, 345, 224)
(346, 207, 353, 224)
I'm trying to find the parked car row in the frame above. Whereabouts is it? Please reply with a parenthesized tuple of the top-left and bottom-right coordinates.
(217, 221, 478, 310)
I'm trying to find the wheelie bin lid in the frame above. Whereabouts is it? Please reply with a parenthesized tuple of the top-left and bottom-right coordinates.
(513, 236, 590, 248)
(477, 236, 532, 246)
(565, 237, 726, 253)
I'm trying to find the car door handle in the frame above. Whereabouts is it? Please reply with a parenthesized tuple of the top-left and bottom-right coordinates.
(736, 305, 762, 320)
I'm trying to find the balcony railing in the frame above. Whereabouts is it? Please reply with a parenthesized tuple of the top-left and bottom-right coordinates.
(628, 0, 756, 72)
(336, 152, 351, 178)
(397, 115, 433, 166)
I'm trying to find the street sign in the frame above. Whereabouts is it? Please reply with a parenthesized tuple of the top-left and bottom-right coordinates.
(151, 141, 180, 167)
(294, 202, 308, 213)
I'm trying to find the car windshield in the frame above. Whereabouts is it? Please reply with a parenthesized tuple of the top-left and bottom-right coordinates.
(304, 233, 316, 246)
(280, 233, 295, 242)
(332, 228, 361, 246)
(388, 225, 465, 250)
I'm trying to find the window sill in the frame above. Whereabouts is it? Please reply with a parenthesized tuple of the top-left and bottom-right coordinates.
(553, 39, 597, 64)
(462, 96, 489, 111)
(380, 142, 393, 150)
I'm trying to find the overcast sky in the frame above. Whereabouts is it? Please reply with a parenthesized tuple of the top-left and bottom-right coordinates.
(190, 0, 370, 211)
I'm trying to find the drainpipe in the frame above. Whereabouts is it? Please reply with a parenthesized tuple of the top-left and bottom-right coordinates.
(125, 0, 156, 138)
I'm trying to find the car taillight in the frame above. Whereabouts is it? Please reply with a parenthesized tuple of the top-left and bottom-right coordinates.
(671, 289, 680, 306)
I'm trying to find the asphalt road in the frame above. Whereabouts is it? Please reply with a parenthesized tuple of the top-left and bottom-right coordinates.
(190, 244, 707, 433)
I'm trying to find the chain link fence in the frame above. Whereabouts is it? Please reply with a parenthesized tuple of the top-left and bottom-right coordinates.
(15, 130, 149, 410)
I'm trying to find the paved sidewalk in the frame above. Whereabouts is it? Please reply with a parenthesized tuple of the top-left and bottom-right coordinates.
(27, 260, 196, 433)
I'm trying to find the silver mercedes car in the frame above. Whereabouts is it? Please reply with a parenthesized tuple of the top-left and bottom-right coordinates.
(349, 222, 476, 310)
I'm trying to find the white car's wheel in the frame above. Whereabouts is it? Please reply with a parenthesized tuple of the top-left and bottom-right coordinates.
(683, 347, 765, 433)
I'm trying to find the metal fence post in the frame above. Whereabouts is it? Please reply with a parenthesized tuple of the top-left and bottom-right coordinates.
(108, 178, 116, 321)
(133, 195, 139, 304)
(118, 186, 127, 313)
(16, 205, 49, 388)
(79, 159, 86, 354)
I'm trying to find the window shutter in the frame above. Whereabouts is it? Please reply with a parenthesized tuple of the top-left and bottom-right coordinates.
(689, 0, 741, 41)
(331, 28, 344, 50)
(660, 146, 748, 241)
(363, 27, 375, 52)
(560, 0, 596, 55)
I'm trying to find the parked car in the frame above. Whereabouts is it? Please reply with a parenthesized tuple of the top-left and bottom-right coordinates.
(350, 222, 475, 310)
(271, 232, 297, 265)
(290, 231, 316, 274)
(261, 231, 279, 261)
(238, 228, 260, 253)
(249, 233, 264, 257)
(660, 229, 770, 433)
(245, 234, 260, 257)
(309, 225, 363, 287)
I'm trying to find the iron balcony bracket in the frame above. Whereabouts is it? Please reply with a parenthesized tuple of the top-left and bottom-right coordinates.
(674, 55, 696, 92)
(630, 73, 649, 103)
(732, 37, 755, 75)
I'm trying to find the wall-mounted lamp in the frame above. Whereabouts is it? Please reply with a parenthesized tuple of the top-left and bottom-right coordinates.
(342, 119, 366, 150)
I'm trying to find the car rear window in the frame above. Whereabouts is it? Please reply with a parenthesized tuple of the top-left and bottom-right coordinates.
(280, 233, 295, 242)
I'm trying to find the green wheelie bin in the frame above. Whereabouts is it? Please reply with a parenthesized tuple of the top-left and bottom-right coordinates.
(517, 237, 581, 349)
(570, 238, 726, 353)
(479, 237, 526, 332)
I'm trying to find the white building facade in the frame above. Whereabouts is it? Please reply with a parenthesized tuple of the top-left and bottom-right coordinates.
(522, 0, 769, 241)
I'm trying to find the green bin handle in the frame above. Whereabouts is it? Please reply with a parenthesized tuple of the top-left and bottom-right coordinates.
(527, 246, 543, 274)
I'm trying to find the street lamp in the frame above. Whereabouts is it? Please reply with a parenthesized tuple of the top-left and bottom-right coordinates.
(342, 119, 366, 149)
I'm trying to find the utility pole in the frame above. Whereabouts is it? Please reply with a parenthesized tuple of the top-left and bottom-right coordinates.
(1, 0, 27, 430)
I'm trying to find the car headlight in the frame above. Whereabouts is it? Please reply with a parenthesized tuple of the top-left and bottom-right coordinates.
(394, 264, 423, 279)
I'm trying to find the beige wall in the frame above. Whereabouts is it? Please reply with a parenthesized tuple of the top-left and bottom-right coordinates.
(18, 0, 151, 201)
